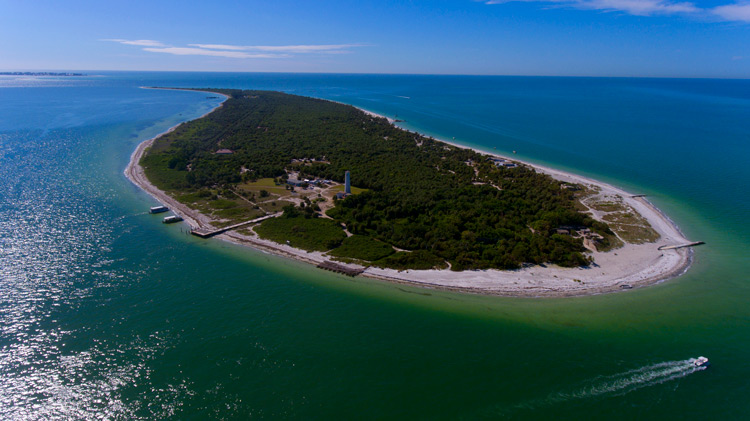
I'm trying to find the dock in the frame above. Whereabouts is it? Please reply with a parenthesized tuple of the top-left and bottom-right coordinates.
(658, 241, 705, 251)
(191, 213, 281, 238)
(631, 194, 647, 198)
(317, 261, 365, 277)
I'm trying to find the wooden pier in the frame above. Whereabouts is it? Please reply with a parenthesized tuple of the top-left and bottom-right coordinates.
(317, 261, 365, 277)
(191, 213, 281, 238)
(658, 241, 705, 251)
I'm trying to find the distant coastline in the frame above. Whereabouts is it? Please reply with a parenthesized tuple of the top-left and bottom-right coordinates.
(0, 72, 86, 76)
(126, 88, 694, 297)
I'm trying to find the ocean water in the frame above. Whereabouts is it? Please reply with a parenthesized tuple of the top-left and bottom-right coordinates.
(0, 72, 748, 419)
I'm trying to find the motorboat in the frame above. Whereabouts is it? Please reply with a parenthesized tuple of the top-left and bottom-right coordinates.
(693, 356, 709, 367)
(150, 205, 169, 214)
(163, 215, 183, 224)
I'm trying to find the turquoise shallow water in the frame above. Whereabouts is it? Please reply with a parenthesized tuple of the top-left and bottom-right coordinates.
(0, 72, 748, 419)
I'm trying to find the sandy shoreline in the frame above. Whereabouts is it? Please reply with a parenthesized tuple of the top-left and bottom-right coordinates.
(125, 90, 693, 298)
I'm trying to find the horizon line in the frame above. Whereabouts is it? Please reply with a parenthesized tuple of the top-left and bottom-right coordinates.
(2, 68, 749, 81)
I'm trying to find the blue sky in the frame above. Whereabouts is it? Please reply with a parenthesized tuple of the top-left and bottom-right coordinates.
(1, 0, 749, 77)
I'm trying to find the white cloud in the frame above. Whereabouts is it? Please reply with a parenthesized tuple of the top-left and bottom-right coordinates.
(485, 0, 697, 15)
(101, 39, 166, 47)
(142, 47, 288, 59)
(712, 2, 750, 22)
(187, 43, 365, 54)
(577, 0, 698, 15)
(485, 0, 750, 19)
(102, 39, 366, 59)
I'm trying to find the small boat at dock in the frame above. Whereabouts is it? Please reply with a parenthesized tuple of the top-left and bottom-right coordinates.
(163, 215, 183, 224)
(150, 205, 169, 214)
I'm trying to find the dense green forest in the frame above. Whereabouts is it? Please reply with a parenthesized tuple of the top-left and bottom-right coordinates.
(142, 89, 614, 270)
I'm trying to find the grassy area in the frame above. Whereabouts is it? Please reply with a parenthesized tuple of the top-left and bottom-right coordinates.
(372, 250, 447, 271)
(243, 178, 278, 187)
(577, 193, 659, 246)
(174, 190, 265, 224)
(330, 185, 368, 194)
(573, 200, 591, 213)
(173, 190, 217, 214)
(254, 216, 347, 252)
(211, 198, 239, 209)
(258, 199, 294, 213)
(602, 210, 660, 244)
(328, 235, 395, 261)
(603, 211, 648, 225)
(215, 206, 265, 220)
(608, 224, 660, 244)
(237, 178, 292, 197)
(589, 200, 628, 213)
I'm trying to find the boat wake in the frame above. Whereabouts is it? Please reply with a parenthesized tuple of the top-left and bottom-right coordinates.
(553, 358, 706, 401)
(495, 359, 707, 415)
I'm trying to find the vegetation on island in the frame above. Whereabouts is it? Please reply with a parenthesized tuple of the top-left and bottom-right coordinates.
(572, 186, 659, 246)
(329, 235, 396, 262)
(141, 89, 620, 271)
(254, 206, 347, 252)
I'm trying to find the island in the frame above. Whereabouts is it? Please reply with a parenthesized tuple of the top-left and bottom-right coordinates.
(126, 88, 695, 297)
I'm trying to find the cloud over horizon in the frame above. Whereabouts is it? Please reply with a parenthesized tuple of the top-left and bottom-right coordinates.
(485, 0, 697, 15)
(102, 39, 366, 59)
(142, 47, 288, 59)
(187, 43, 365, 54)
(100, 39, 167, 47)
(484, 0, 750, 21)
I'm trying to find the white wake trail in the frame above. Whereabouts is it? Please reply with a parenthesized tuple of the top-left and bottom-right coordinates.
(504, 358, 707, 415)
(559, 359, 706, 400)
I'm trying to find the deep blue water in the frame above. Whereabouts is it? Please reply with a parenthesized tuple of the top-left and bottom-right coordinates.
(0, 72, 748, 419)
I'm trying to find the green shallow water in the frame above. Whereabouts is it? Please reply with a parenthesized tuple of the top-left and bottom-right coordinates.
(0, 73, 748, 419)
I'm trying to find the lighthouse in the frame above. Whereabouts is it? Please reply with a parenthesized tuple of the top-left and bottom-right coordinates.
(345, 170, 351, 194)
